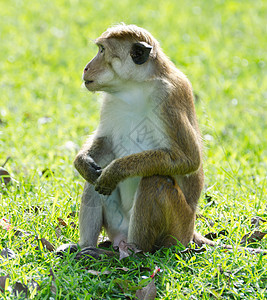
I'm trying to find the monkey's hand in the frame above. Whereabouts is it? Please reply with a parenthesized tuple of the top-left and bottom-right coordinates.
(94, 163, 122, 195)
(74, 155, 102, 184)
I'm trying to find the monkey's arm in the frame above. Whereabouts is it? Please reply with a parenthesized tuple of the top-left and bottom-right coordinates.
(95, 113, 202, 195)
(74, 136, 113, 184)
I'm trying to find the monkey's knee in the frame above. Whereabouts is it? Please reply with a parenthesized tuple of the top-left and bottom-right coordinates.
(138, 175, 180, 203)
(129, 175, 194, 251)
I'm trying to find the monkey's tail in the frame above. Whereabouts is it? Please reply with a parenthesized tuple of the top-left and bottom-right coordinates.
(193, 232, 267, 255)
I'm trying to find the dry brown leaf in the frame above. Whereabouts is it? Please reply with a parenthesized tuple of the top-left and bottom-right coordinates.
(135, 279, 157, 300)
(87, 270, 111, 275)
(13, 228, 32, 237)
(12, 282, 28, 297)
(118, 241, 131, 260)
(204, 232, 217, 240)
(116, 266, 151, 273)
(240, 230, 266, 245)
(29, 279, 40, 293)
(196, 214, 215, 227)
(41, 238, 55, 252)
(116, 267, 130, 272)
(0, 275, 10, 292)
(0, 248, 16, 259)
(24, 206, 44, 214)
(55, 226, 62, 239)
(118, 240, 142, 260)
(35, 236, 55, 252)
(57, 218, 67, 227)
(180, 246, 206, 254)
(0, 167, 11, 185)
(40, 168, 54, 178)
(67, 211, 78, 218)
(204, 229, 228, 241)
(251, 217, 267, 227)
(69, 221, 77, 229)
(49, 269, 57, 295)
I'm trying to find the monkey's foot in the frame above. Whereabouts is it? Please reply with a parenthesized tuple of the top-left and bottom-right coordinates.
(55, 243, 79, 257)
(75, 247, 117, 260)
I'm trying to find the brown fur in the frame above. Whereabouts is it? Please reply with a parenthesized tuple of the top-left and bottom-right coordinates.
(68, 24, 266, 256)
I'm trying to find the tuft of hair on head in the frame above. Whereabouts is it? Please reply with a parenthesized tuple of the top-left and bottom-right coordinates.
(100, 23, 159, 49)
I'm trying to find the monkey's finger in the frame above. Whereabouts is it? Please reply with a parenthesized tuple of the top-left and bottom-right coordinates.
(95, 169, 102, 175)
(90, 161, 102, 171)
(95, 185, 112, 195)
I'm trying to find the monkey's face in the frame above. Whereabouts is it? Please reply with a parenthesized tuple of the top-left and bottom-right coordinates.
(83, 38, 154, 93)
(83, 44, 117, 92)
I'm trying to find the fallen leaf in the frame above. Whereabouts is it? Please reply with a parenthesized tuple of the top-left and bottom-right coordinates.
(41, 238, 55, 252)
(57, 218, 67, 227)
(49, 269, 57, 295)
(116, 267, 130, 272)
(55, 226, 62, 239)
(12, 282, 28, 297)
(69, 221, 77, 229)
(0, 248, 16, 259)
(135, 279, 157, 300)
(1, 157, 10, 168)
(205, 193, 213, 203)
(87, 270, 111, 275)
(180, 246, 206, 254)
(251, 217, 266, 227)
(0, 119, 7, 126)
(204, 232, 217, 240)
(0, 275, 10, 292)
(0, 167, 11, 186)
(40, 168, 54, 178)
(13, 228, 31, 237)
(118, 240, 142, 260)
(75, 247, 115, 260)
(204, 229, 228, 240)
(196, 214, 215, 227)
(67, 211, 78, 218)
(24, 206, 44, 214)
(240, 230, 266, 245)
(35, 236, 55, 252)
(29, 279, 40, 293)
(116, 266, 151, 273)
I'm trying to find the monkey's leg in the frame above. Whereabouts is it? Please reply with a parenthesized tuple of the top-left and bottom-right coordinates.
(79, 182, 103, 248)
(56, 182, 103, 256)
(103, 188, 129, 248)
(128, 175, 195, 252)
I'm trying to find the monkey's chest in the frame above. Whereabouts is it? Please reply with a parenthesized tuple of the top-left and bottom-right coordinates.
(112, 112, 169, 213)
(112, 114, 169, 158)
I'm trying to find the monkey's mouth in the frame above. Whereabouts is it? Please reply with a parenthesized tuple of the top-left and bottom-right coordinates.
(84, 80, 94, 85)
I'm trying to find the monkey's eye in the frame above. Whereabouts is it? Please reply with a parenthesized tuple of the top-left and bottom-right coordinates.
(99, 45, 105, 53)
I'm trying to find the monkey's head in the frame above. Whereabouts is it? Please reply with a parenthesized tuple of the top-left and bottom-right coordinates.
(83, 24, 162, 92)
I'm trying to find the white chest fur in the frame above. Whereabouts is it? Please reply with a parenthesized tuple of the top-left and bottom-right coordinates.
(97, 81, 170, 214)
(97, 81, 169, 158)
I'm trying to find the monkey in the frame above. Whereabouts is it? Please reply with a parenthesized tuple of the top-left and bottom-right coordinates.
(56, 24, 266, 257)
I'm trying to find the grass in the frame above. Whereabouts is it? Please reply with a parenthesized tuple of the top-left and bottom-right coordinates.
(0, 0, 266, 298)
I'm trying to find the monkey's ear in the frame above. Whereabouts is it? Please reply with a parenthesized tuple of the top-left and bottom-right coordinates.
(130, 42, 153, 65)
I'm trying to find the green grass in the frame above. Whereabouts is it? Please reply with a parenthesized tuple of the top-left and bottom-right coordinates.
(0, 0, 266, 298)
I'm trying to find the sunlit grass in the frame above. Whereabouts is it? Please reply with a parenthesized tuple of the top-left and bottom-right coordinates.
(0, 0, 266, 298)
